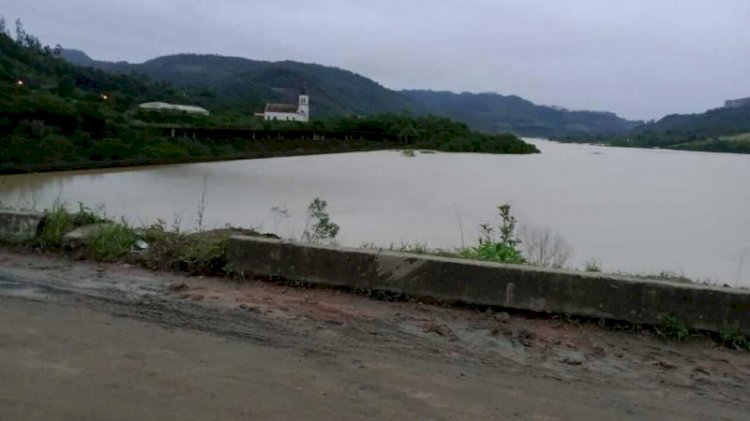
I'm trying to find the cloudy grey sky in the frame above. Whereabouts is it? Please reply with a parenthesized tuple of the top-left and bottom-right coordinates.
(5, 0, 749, 120)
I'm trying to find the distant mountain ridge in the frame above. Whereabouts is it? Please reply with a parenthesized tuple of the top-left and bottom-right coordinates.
(555, 99, 750, 153)
(402, 90, 641, 137)
(61, 49, 640, 137)
(630, 102, 750, 139)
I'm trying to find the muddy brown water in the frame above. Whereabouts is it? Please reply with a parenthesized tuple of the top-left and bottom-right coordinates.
(1, 139, 749, 287)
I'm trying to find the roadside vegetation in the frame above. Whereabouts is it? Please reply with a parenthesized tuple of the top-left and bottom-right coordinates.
(458, 205, 526, 265)
(365, 204, 570, 268)
(7, 196, 342, 276)
(7, 202, 246, 275)
(9, 197, 728, 288)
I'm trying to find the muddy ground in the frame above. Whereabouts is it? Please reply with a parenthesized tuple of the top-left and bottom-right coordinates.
(0, 250, 748, 420)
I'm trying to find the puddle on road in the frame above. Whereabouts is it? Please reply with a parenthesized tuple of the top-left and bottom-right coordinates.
(0, 278, 52, 300)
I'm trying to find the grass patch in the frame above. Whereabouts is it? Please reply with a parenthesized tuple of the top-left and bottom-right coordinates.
(136, 221, 256, 275)
(85, 223, 137, 261)
(36, 205, 73, 248)
(717, 325, 750, 350)
(36, 203, 109, 249)
(656, 315, 693, 341)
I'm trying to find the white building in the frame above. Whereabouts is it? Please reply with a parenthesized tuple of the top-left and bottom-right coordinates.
(138, 102, 210, 116)
(256, 90, 309, 122)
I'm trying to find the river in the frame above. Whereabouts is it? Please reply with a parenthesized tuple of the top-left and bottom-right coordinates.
(1, 139, 749, 287)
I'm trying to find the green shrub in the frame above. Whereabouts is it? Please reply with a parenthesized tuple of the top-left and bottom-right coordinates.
(459, 241, 526, 264)
(458, 204, 526, 264)
(657, 315, 692, 341)
(301, 198, 340, 244)
(86, 223, 137, 261)
(178, 232, 230, 275)
(37, 205, 73, 248)
(718, 325, 750, 350)
(36, 203, 109, 249)
(138, 221, 231, 275)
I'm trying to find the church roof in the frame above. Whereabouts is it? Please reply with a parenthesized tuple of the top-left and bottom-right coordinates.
(265, 103, 299, 113)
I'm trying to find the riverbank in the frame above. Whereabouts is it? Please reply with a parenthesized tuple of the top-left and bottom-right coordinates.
(552, 132, 750, 155)
(0, 130, 540, 174)
(0, 141, 392, 175)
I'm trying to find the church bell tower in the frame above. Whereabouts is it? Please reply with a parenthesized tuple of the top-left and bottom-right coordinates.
(298, 88, 309, 122)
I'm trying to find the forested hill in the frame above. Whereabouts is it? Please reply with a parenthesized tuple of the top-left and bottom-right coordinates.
(402, 90, 640, 137)
(556, 102, 750, 153)
(62, 49, 638, 137)
(0, 26, 225, 169)
(631, 103, 750, 139)
(61, 50, 416, 118)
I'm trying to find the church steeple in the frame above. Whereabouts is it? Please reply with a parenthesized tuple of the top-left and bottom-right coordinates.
(298, 88, 309, 121)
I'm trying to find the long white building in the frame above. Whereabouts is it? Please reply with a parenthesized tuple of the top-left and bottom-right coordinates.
(138, 102, 210, 116)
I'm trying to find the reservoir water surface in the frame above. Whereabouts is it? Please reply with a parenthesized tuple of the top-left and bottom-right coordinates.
(1, 139, 748, 287)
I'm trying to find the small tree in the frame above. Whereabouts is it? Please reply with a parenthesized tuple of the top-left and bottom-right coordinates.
(497, 204, 520, 248)
(14, 18, 24, 45)
(301, 198, 340, 244)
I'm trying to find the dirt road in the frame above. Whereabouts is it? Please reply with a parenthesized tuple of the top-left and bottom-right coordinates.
(0, 251, 748, 420)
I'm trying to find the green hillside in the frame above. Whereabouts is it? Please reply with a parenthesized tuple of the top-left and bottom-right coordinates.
(402, 90, 640, 137)
(62, 50, 638, 137)
(0, 22, 199, 167)
(556, 102, 750, 153)
(62, 51, 417, 118)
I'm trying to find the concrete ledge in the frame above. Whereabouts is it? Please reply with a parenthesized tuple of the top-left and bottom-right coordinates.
(228, 235, 750, 335)
(0, 210, 43, 242)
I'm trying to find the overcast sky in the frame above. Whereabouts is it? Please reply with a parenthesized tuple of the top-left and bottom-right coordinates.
(5, 0, 750, 120)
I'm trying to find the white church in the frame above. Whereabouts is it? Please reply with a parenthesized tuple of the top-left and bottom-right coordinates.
(256, 89, 310, 122)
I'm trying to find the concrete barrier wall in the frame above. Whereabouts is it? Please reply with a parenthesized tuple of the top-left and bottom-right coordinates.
(228, 235, 750, 335)
(0, 211, 43, 242)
